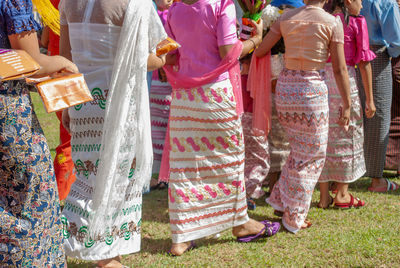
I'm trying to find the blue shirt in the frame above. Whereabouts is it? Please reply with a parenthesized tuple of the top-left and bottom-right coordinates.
(0, 0, 41, 48)
(270, 0, 304, 8)
(361, 0, 400, 57)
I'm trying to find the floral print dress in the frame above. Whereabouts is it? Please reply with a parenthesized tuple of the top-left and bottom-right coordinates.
(0, 1, 65, 267)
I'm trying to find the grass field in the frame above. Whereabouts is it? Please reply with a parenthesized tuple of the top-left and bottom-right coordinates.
(32, 93, 400, 267)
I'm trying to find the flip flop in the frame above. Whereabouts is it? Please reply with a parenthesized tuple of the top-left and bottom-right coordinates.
(167, 241, 196, 256)
(368, 178, 399, 193)
(237, 220, 280, 243)
(273, 210, 283, 217)
(150, 182, 169, 191)
(247, 198, 256, 210)
(301, 219, 312, 229)
(334, 194, 365, 209)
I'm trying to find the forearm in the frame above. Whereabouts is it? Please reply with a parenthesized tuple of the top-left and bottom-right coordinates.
(254, 31, 281, 58)
(240, 36, 261, 58)
(9, 31, 76, 76)
(332, 66, 351, 108)
(358, 61, 374, 102)
(31, 54, 72, 76)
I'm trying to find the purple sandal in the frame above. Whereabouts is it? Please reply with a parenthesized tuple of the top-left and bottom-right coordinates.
(237, 220, 280, 243)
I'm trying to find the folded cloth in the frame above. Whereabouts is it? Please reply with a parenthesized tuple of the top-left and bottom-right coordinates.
(0, 49, 40, 81)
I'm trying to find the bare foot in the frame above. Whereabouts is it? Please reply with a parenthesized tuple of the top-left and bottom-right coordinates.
(232, 218, 265, 237)
(370, 178, 388, 189)
(317, 195, 333, 209)
(96, 256, 123, 268)
(169, 241, 193, 256)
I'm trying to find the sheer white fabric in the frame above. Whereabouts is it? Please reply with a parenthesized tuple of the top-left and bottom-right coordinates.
(89, 0, 166, 237)
(61, 0, 166, 238)
(59, 0, 129, 26)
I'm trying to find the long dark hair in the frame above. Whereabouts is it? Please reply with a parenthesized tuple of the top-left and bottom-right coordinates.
(330, 0, 350, 25)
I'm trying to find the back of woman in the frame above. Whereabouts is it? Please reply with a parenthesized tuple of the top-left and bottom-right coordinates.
(60, 0, 128, 25)
(166, 0, 237, 81)
(60, 0, 128, 86)
(273, 5, 343, 70)
(59, 0, 166, 265)
(256, 1, 351, 233)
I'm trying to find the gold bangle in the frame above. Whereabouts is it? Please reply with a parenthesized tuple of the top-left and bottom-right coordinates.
(249, 38, 256, 50)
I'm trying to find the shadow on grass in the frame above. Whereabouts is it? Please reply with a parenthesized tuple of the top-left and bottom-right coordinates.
(140, 231, 281, 255)
(142, 189, 169, 224)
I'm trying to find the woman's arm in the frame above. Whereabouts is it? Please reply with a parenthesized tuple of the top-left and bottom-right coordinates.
(329, 41, 351, 128)
(254, 30, 282, 58)
(219, 19, 264, 59)
(358, 60, 376, 118)
(8, 31, 78, 76)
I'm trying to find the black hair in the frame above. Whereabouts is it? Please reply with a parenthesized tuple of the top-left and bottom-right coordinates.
(330, 0, 350, 25)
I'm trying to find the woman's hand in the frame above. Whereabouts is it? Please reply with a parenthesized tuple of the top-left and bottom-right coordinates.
(147, 53, 166, 71)
(365, 99, 376, 118)
(338, 105, 350, 131)
(250, 18, 263, 39)
(62, 108, 71, 134)
(61, 57, 79, 73)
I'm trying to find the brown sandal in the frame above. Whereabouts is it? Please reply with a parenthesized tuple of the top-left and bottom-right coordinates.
(301, 219, 312, 229)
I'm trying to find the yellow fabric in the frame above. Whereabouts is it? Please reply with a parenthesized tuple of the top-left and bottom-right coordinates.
(32, 0, 60, 35)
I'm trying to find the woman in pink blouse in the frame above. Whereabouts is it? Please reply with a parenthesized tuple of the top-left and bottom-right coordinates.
(318, 0, 376, 209)
(255, 0, 351, 233)
(162, 0, 280, 256)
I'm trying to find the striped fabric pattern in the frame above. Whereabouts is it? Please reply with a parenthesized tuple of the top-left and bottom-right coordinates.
(168, 79, 249, 243)
(268, 93, 290, 173)
(357, 46, 393, 178)
(319, 65, 366, 183)
(386, 56, 400, 172)
(266, 69, 329, 233)
(149, 77, 172, 177)
(242, 112, 271, 199)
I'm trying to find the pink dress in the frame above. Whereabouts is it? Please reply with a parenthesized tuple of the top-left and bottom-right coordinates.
(164, 0, 249, 243)
(319, 14, 375, 183)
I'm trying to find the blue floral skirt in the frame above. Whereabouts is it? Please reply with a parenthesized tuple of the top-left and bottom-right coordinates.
(0, 81, 65, 267)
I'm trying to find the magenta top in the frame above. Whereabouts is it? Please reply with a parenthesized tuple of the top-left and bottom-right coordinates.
(165, 0, 238, 82)
(334, 13, 376, 66)
(157, 9, 168, 26)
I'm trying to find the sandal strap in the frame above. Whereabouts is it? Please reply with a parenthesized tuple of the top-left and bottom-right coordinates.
(386, 178, 399, 191)
(348, 194, 355, 207)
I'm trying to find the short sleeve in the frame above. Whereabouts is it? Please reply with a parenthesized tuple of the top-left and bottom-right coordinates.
(2, 0, 41, 35)
(354, 16, 376, 64)
(331, 16, 344, 44)
(270, 16, 281, 35)
(216, 0, 238, 46)
(59, 0, 67, 25)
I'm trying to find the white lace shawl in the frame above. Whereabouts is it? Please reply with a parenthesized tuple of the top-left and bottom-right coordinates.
(89, 0, 167, 237)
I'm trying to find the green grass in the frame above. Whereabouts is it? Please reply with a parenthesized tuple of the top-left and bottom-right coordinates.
(31, 92, 59, 158)
(32, 96, 400, 268)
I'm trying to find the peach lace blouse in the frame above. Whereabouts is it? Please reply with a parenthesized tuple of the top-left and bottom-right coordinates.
(270, 5, 344, 71)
